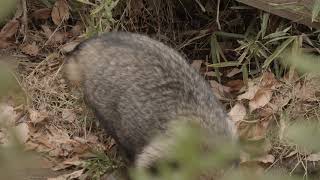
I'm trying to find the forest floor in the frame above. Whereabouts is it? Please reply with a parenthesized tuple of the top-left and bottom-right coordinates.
(0, 0, 320, 179)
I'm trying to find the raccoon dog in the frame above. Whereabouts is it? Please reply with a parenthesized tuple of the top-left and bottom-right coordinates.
(64, 32, 238, 175)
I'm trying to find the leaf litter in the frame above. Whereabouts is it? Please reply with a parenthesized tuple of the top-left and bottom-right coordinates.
(0, 0, 319, 178)
(228, 70, 320, 172)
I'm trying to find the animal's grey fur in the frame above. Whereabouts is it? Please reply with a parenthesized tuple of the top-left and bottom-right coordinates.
(64, 32, 237, 170)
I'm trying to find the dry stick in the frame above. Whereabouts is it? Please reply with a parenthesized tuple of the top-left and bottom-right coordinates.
(177, 32, 211, 50)
(195, 0, 206, 12)
(13, 0, 27, 41)
(216, 0, 221, 30)
(21, 0, 28, 42)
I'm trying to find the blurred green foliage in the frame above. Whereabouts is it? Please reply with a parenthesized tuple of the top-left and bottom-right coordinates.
(0, 63, 26, 105)
(131, 123, 239, 180)
(77, 0, 119, 37)
(0, 0, 17, 25)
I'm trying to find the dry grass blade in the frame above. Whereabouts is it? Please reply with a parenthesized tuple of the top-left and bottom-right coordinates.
(207, 62, 241, 68)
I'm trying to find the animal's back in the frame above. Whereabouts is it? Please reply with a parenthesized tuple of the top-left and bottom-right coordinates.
(65, 32, 236, 163)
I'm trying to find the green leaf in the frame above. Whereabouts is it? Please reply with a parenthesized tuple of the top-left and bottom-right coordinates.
(260, 13, 270, 38)
(237, 47, 249, 64)
(263, 26, 291, 40)
(214, 31, 245, 39)
(312, 0, 320, 22)
(262, 36, 296, 68)
(265, 36, 291, 45)
(242, 64, 249, 85)
(211, 35, 221, 82)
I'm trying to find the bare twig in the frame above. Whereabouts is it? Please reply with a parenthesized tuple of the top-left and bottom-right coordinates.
(195, 0, 206, 12)
(21, 0, 28, 41)
(216, 0, 221, 30)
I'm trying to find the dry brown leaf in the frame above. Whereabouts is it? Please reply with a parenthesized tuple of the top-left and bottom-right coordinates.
(237, 81, 259, 100)
(305, 153, 320, 162)
(225, 79, 244, 92)
(249, 89, 273, 112)
(48, 128, 72, 145)
(237, 72, 277, 112)
(0, 19, 20, 48)
(21, 42, 39, 56)
(26, 125, 79, 156)
(35, 127, 81, 157)
(52, 31, 66, 44)
(228, 103, 246, 123)
(239, 121, 271, 141)
(0, 39, 12, 48)
(48, 169, 84, 180)
(32, 8, 52, 20)
(41, 25, 66, 44)
(14, 122, 30, 143)
(260, 71, 279, 89)
(210, 80, 231, 100)
(0, 19, 19, 39)
(52, 157, 84, 171)
(51, 0, 70, 25)
(62, 109, 76, 123)
(70, 24, 82, 37)
(28, 109, 48, 124)
(191, 60, 202, 72)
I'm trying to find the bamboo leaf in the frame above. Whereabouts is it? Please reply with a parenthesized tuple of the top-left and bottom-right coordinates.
(265, 36, 291, 44)
(262, 37, 296, 68)
(210, 35, 221, 82)
(260, 13, 270, 38)
(242, 64, 249, 86)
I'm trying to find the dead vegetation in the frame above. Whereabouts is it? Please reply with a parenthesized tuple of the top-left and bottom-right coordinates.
(0, 0, 319, 179)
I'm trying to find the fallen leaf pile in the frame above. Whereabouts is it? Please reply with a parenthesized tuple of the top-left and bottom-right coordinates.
(224, 71, 320, 171)
(0, 103, 110, 179)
